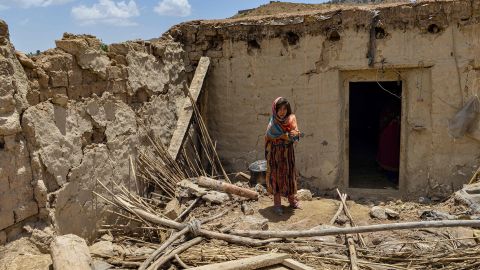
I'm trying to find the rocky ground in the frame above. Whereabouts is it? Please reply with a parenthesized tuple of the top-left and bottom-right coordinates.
(1, 181, 479, 269)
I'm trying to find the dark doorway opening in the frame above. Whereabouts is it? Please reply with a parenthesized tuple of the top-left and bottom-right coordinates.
(349, 81, 402, 189)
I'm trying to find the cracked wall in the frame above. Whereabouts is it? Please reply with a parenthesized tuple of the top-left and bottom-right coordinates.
(172, 0, 480, 198)
(0, 22, 189, 243)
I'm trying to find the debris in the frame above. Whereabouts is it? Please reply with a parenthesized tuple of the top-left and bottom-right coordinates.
(346, 224, 359, 270)
(202, 190, 230, 204)
(235, 172, 251, 182)
(197, 176, 259, 200)
(189, 253, 289, 270)
(50, 234, 92, 270)
(241, 203, 255, 215)
(385, 208, 400, 219)
(178, 179, 208, 197)
(370, 206, 399, 219)
(92, 259, 113, 270)
(230, 220, 480, 239)
(89, 241, 117, 258)
(419, 210, 456, 220)
(236, 216, 269, 231)
(164, 198, 182, 219)
(454, 182, 480, 213)
(418, 196, 431, 204)
(296, 189, 313, 201)
(255, 184, 267, 195)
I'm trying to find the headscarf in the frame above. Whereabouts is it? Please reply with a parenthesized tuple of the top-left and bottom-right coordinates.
(265, 97, 299, 142)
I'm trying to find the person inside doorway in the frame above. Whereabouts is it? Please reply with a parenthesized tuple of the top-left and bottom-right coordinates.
(265, 97, 301, 215)
(377, 102, 401, 184)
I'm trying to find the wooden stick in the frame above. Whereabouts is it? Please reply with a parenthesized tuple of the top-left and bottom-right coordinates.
(229, 220, 480, 239)
(336, 189, 367, 248)
(147, 237, 203, 270)
(186, 87, 231, 182)
(468, 166, 480, 184)
(111, 196, 274, 246)
(175, 198, 201, 222)
(197, 176, 258, 200)
(329, 194, 345, 225)
(175, 254, 190, 269)
(346, 224, 359, 270)
(139, 227, 190, 270)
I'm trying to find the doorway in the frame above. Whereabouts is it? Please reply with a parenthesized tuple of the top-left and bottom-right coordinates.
(348, 81, 402, 189)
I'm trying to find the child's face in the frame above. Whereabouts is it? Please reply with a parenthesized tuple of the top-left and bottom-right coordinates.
(277, 105, 287, 119)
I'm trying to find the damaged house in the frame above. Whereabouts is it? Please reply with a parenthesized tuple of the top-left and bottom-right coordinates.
(0, 0, 480, 268)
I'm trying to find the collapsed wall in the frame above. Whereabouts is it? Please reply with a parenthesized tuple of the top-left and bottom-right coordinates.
(168, 0, 480, 197)
(0, 21, 190, 243)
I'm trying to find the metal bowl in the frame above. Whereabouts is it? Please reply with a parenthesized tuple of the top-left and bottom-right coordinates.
(248, 160, 267, 186)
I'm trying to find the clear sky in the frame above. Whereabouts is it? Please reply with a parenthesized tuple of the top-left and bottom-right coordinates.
(0, 0, 327, 53)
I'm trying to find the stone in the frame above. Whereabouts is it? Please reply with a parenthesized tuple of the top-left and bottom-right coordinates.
(384, 208, 400, 219)
(370, 206, 388, 220)
(418, 197, 431, 204)
(92, 259, 113, 270)
(164, 198, 181, 219)
(33, 180, 48, 208)
(255, 184, 267, 195)
(15, 51, 36, 69)
(241, 203, 254, 215)
(336, 214, 349, 225)
(50, 234, 92, 270)
(202, 191, 230, 204)
(454, 183, 480, 213)
(24, 225, 55, 253)
(0, 237, 52, 269)
(236, 216, 269, 231)
(419, 209, 455, 220)
(296, 189, 313, 201)
(89, 240, 116, 258)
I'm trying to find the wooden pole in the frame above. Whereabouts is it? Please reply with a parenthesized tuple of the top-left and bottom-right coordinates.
(229, 220, 480, 239)
(114, 197, 274, 246)
(346, 224, 359, 270)
(329, 194, 345, 225)
(336, 189, 367, 247)
(147, 237, 203, 270)
(196, 176, 258, 200)
(139, 227, 190, 270)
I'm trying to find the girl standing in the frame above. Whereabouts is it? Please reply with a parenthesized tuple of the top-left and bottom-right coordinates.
(265, 97, 301, 215)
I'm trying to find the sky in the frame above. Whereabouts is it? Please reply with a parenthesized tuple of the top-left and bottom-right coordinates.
(0, 0, 327, 53)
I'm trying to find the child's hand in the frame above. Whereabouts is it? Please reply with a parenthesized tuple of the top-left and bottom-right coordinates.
(289, 130, 300, 137)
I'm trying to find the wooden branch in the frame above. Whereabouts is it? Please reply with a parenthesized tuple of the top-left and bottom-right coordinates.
(114, 196, 274, 246)
(468, 165, 480, 184)
(188, 253, 290, 270)
(336, 189, 367, 247)
(175, 198, 201, 222)
(329, 193, 345, 225)
(139, 227, 190, 270)
(174, 254, 190, 269)
(197, 176, 258, 200)
(346, 224, 359, 270)
(147, 237, 203, 270)
(229, 220, 480, 239)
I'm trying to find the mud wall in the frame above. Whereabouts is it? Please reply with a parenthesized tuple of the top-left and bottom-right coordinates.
(174, 0, 480, 198)
(0, 22, 189, 243)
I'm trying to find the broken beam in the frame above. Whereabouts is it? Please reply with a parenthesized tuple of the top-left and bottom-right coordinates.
(168, 56, 210, 161)
(230, 220, 480, 239)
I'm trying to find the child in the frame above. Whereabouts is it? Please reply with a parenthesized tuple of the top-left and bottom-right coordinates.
(265, 97, 301, 215)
